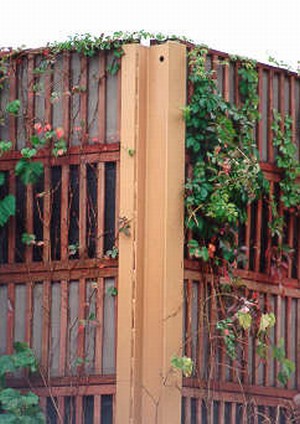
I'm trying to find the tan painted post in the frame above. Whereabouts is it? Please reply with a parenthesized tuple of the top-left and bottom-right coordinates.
(117, 41, 186, 424)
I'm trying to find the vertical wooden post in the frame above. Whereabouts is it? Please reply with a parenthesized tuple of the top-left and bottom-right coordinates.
(116, 42, 186, 424)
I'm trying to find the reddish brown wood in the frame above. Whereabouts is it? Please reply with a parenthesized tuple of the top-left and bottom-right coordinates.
(297, 299, 300, 390)
(184, 396, 191, 424)
(93, 394, 101, 424)
(43, 166, 50, 262)
(267, 71, 274, 163)
(94, 277, 104, 374)
(185, 280, 192, 359)
(25, 281, 33, 346)
(8, 171, 16, 263)
(9, 63, 17, 149)
(77, 278, 86, 374)
(60, 165, 69, 261)
(257, 67, 263, 157)
(80, 56, 88, 145)
(25, 183, 33, 263)
(75, 395, 83, 424)
(254, 199, 262, 272)
(245, 204, 251, 271)
(27, 55, 34, 141)
(99, 53, 106, 144)
(6, 283, 15, 354)
(41, 280, 51, 371)
(79, 162, 87, 257)
(59, 280, 68, 375)
(223, 61, 229, 102)
(63, 52, 70, 145)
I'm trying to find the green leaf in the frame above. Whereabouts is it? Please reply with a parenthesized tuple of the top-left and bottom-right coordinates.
(258, 313, 276, 333)
(5, 100, 21, 116)
(171, 355, 194, 377)
(0, 195, 16, 226)
(237, 311, 252, 330)
(15, 159, 44, 184)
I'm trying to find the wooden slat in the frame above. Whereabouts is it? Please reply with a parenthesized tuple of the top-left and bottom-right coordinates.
(25, 281, 33, 346)
(80, 55, 88, 145)
(257, 67, 263, 157)
(93, 394, 101, 424)
(99, 54, 106, 143)
(223, 60, 229, 102)
(116, 58, 121, 143)
(185, 280, 192, 359)
(43, 166, 50, 262)
(197, 281, 204, 381)
(79, 162, 87, 258)
(254, 199, 262, 273)
(196, 398, 201, 424)
(114, 160, 120, 247)
(231, 403, 236, 424)
(60, 165, 69, 261)
(234, 62, 240, 107)
(25, 183, 33, 263)
(59, 280, 68, 376)
(9, 62, 17, 149)
(244, 204, 251, 271)
(184, 396, 191, 424)
(264, 293, 270, 387)
(267, 70, 274, 162)
(63, 53, 70, 145)
(95, 277, 104, 374)
(275, 295, 282, 388)
(77, 278, 86, 375)
(27, 55, 34, 141)
(41, 280, 50, 372)
(8, 171, 16, 263)
(75, 395, 83, 424)
(6, 282, 15, 354)
(290, 76, 296, 145)
(97, 163, 105, 258)
(286, 297, 292, 390)
(297, 299, 300, 391)
(288, 214, 294, 278)
(57, 396, 65, 424)
(44, 61, 52, 127)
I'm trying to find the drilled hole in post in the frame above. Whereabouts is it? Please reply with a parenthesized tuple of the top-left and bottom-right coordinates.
(159, 56, 164, 62)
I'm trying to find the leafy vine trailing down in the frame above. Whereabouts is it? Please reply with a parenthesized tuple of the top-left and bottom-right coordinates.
(184, 46, 296, 384)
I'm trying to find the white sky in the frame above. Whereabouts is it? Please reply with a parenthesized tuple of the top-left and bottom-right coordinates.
(2, 0, 300, 70)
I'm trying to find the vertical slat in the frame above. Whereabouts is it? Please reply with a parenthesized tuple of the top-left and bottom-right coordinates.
(43, 166, 51, 262)
(244, 204, 251, 271)
(223, 61, 229, 102)
(63, 52, 70, 145)
(257, 67, 263, 157)
(254, 199, 262, 272)
(75, 396, 83, 424)
(80, 55, 88, 144)
(290, 76, 296, 145)
(97, 163, 105, 258)
(25, 183, 33, 263)
(79, 162, 87, 257)
(95, 277, 104, 373)
(275, 295, 282, 388)
(231, 403, 236, 424)
(8, 171, 16, 263)
(196, 398, 201, 424)
(116, 59, 121, 143)
(267, 71, 274, 162)
(234, 62, 240, 107)
(59, 280, 68, 376)
(114, 161, 120, 247)
(279, 73, 285, 130)
(9, 62, 17, 149)
(39, 397, 46, 415)
(94, 395, 101, 424)
(219, 401, 225, 423)
(41, 280, 50, 371)
(286, 297, 292, 389)
(197, 281, 204, 380)
(6, 283, 15, 354)
(44, 62, 52, 127)
(185, 280, 192, 359)
(25, 282, 33, 346)
(297, 298, 300, 390)
(184, 397, 191, 424)
(27, 55, 34, 141)
(264, 293, 270, 387)
(77, 278, 86, 374)
(99, 54, 106, 143)
(266, 181, 274, 274)
(60, 165, 69, 261)
(288, 214, 294, 278)
(57, 396, 65, 424)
